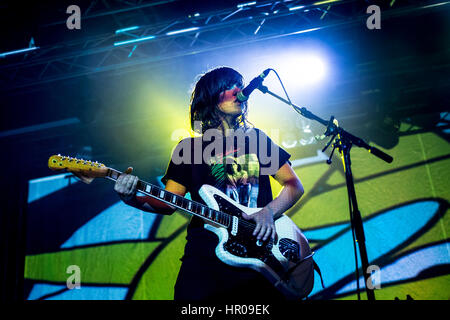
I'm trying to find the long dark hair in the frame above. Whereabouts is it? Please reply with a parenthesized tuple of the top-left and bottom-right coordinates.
(189, 67, 250, 134)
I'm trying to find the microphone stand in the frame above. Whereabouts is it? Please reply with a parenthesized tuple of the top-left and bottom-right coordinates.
(258, 85, 393, 301)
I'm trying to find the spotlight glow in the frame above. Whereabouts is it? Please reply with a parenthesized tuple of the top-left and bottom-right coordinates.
(276, 53, 327, 88)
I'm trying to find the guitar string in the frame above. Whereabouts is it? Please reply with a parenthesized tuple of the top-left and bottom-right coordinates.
(142, 181, 276, 242)
(134, 177, 259, 228)
(144, 184, 274, 239)
(61, 161, 274, 244)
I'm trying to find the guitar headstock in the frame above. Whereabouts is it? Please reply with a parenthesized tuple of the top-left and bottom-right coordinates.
(48, 154, 108, 180)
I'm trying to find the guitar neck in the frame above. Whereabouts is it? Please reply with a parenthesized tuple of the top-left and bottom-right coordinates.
(105, 168, 231, 228)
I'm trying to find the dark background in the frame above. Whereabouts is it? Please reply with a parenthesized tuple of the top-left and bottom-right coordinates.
(1, 0, 449, 301)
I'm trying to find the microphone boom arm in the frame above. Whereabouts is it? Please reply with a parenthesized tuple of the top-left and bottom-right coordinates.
(258, 85, 393, 163)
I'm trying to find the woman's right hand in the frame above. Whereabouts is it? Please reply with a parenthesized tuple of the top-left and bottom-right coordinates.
(114, 167, 139, 203)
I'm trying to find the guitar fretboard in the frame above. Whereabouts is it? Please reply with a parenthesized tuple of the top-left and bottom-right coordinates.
(106, 168, 231, 228)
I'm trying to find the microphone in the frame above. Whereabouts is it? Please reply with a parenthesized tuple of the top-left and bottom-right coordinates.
(236, 69, 271, 102)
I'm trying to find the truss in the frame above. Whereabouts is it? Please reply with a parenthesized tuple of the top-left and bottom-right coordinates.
(1, 0, 446, 93)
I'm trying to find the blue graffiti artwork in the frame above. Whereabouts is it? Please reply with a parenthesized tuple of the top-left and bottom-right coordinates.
(25, 173, 449, 300)
(306, 199, 449, 299)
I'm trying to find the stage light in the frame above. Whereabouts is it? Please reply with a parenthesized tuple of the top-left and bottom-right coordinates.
(422, 1, 450, 9)
(115, 26, 140, 34)
(289, 5, 305, 11)
(291, 27, 321, 35)
(128, 45, 137, 58)
(113, 35, 156, 46)
(254, 19, 266, 35)
(166, 27, 199, 36)
(0, 46, 39, 58)
(313, 0, 341, 5)
(237, 2, 256, 8)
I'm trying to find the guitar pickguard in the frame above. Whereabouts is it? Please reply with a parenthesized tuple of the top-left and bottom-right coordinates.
(213, 194, 245, 218)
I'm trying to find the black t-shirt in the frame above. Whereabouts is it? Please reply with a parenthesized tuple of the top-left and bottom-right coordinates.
(161, 127, 291, 258)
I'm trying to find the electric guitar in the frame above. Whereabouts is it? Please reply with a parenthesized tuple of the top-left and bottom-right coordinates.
(48, 154, 315, 299)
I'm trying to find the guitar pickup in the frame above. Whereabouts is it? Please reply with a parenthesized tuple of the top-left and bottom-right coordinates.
(231, 216, 239, 236)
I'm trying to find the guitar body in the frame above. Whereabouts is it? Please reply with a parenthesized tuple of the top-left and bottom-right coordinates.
(199, 185, 314, 299)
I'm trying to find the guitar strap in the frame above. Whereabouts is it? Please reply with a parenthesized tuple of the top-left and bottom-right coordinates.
(282, 252, 325, 290)
(313, 260, 325, 289)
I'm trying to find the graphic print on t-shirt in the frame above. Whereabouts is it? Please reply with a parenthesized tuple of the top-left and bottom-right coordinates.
(207, 153, 260, 208)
